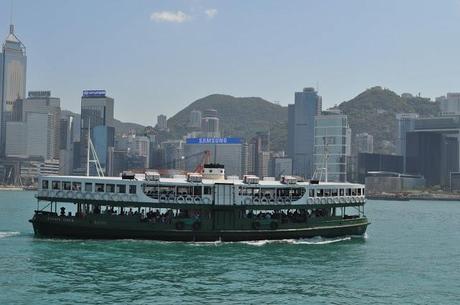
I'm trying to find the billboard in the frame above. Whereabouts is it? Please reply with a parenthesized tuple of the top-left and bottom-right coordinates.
(82, 90, 106, 98)
(186, 137, 241, 144)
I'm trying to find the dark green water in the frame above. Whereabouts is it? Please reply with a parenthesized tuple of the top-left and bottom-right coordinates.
(0, 191, 459, 305)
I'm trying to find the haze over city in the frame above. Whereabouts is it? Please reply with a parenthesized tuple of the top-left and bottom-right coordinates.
(1, 0, 460, 125)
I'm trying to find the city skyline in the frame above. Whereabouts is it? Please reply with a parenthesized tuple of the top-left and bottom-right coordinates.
(2, 0, 460, 125)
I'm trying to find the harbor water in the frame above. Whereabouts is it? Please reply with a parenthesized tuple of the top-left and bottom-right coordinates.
(0, 191, 459, 305)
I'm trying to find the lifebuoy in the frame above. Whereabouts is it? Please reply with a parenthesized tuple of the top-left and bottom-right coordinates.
(277, 198, 284, 204)
(202, 197, 211, 204)
(321, 198, 327, 205)
(269, 199, 275, 204)
(327, 198, 333, 204)
(252, 221, 261, 230)
(334, 198, 339, 204)
(253, 198, 260, 204)
(177, 196, 185, 203)
(85, 193, 92, 200)
(244, 197, 252, 205)
(346, 197, 351, 203)
(194, 197, 201, 204)
(261, 198, 268, 204)
(192, 221, 201, 231)
(186, 196, 193, 203)
(175, 221, 185, 230)
(307, 198, 313, 204)
(351, 197, 356, 203)
(340, 197, 345, 203)
(103, 193, 110, 200)
(160, 195, 167, 202)
(285, 198, 291, 204)
(270, 221, 279, 230)
(76, 192, 83, 199)
(314, 198, 320, 204)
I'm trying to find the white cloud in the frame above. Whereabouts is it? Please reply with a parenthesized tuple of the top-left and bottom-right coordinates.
(150, 11, 191, 23)
(205, 9, 218, 19)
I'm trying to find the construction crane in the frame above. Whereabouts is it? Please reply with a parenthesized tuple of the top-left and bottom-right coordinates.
(194, 150, 211, 173)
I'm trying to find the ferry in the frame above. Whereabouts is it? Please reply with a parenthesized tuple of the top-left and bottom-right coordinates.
(30, 164, 369, 241)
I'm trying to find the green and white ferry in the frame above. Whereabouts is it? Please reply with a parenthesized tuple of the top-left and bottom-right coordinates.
(30, 164, 369, 241)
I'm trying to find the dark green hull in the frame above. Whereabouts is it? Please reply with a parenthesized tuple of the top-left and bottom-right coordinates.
(30, 213, 369, 242)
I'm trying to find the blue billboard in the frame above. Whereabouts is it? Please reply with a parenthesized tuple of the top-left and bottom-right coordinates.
(83, 90, 106, 98)
(186, 137, 241, 144)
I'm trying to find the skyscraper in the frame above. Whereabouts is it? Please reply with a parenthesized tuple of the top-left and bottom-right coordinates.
(189, 110, 202, 129)
(80, 90, 115, 175)
(288, 87, 322, 178)
(156, 114, 168, 130)
(313, 111, 351, 182)
(0, 24, 27, 156)
(356, 133, 374, 154)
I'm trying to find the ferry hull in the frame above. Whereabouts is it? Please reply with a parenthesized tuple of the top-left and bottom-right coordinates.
(30, 216, 368, 242)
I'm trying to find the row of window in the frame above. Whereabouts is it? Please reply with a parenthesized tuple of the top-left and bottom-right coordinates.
(308, 188, 364, 197)
(42, 180, 137, 194)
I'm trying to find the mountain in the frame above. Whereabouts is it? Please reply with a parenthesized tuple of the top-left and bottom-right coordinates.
(338, 86, 440, 153)
(167, 94, 288, 150)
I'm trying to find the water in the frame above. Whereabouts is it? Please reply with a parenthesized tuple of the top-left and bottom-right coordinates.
(1, 191, 459, 305)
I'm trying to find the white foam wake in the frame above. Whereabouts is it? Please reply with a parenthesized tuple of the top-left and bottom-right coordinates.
(0, 231, 20, 239)
(240, 236, 353, 246)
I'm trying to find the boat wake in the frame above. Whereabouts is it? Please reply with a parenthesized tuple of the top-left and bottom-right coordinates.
(0, 231, 21, 239)
(241, 236, 353, 246)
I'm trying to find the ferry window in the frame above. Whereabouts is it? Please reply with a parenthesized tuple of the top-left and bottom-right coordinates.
(95, 183, 105, 192)
(332, 189, 338, 197)
(129, 185, 136, 194)
(85, 183, 92, 192)
(106, 184, 115, 193)
(204, 186, 212, 195)
(309, 189, 315, 197)
(346, 188, 352, 196)
(72, 182, 81, 191)
(357, 188, 362, 196)
(52, 181, 61, 190)
(63, 182, 71, 190)
(117, 184, 126, 193)
(316, 189, 324, 197)
(351, 189, 357, 196)
(193, 186, 202, 196)
(324, 189, 331, 197)
(339, 189, 344, 196)
(42, 180, 49, 189)
(362, 188, 365, 195)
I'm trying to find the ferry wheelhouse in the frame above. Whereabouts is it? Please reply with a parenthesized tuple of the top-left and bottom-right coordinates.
(30, 164, 369, 241)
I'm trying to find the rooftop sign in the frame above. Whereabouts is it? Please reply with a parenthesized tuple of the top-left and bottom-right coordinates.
(28, 91, 51, 98)
(186, 137, 241, 144)
(82, 90, 106, 98)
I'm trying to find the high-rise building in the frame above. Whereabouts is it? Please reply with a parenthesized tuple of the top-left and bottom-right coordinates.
(128, 135, 150, 168)
(247, 131, 270, 177)
(156, 114, 168, 131)
(356, 133, 374, 154)
(269, 157, 293, 178)
(288, 87, 322, 178)
(80, 90, 115, 175)
(5, 91, 61, 160)
(184, 137, 243, 177)
(59, 113, 76, 175)
(201, 109, 220, 138)
(396, 113, 419, 159)
(0, 24, 27, 156)
(313, 111, 351, 182)
(189, 110, 202, 129)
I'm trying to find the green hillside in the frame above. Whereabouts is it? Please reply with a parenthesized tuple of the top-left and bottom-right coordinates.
(167, 94, 288, 150)
(339, 86, 440, 153)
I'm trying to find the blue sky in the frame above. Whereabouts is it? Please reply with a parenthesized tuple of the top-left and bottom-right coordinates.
(1, 0, 460, 125)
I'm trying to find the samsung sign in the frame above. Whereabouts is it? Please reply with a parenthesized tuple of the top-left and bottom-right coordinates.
(82, 90, 106, 98)
(186, 137, 241, 144)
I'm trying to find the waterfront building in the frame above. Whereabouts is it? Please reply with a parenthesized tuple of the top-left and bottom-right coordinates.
(355, 133, 374, 154)
(189, 110, 202, 129)
(288, 87, 322, 178)
(128, 135, 150, 169)
(357, 153, 404, 183)
(365, 171, 425, 194)
(247, 131, 270, 177)
(80, 90, 114, 175)
(405, 116, 460, 188)
(184, 137, 243, 177)
(40, 159, 59, 176)
(156, 114, 168, 131)
(313, 111, 351, 182)
(0, 24, 27, 156)
(59, 114, 76, 175)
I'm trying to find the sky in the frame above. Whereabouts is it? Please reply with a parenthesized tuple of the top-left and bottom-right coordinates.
(1, 0, 460, 126)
